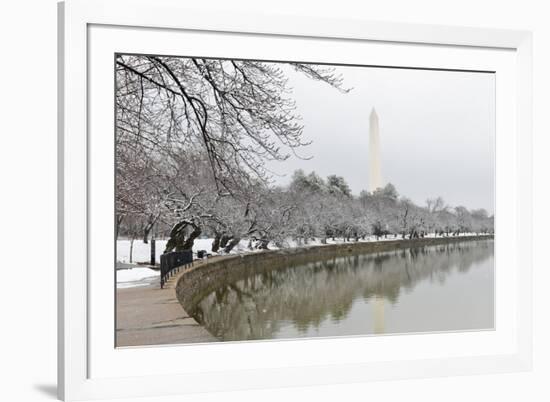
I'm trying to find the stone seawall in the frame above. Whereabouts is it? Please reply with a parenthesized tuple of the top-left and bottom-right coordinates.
(175, 235, 494, 314)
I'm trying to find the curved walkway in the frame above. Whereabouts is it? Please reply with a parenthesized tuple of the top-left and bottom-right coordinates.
(116, 257, 219, 347)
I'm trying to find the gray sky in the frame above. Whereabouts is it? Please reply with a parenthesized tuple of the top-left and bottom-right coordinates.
(266, 64, 495, 214)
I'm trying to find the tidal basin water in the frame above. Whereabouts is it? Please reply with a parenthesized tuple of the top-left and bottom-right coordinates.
(189, 240, 494, 341)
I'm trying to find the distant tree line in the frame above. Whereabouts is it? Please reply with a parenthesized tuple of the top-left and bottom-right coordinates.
(117, 162, 494, 253)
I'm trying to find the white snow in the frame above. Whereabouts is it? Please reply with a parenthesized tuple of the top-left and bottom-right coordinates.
(116, 239, 168, 264)
(116, 267, 159, 289)
(116, 237, 261, 264)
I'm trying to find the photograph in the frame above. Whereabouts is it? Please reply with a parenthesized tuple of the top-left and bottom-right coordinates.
(114, 54, 495, 347)
(3, 0, 543, 400)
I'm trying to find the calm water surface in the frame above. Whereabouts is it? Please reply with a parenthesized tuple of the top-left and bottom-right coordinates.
(189, 240, 494, 341)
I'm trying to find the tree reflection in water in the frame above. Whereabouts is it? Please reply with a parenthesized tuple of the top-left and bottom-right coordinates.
(189, 240, 494, 341)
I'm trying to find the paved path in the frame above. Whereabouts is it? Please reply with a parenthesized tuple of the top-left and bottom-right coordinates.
(116, 259, 217, 347)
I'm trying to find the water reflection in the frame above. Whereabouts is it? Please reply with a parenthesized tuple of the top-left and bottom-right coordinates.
(189, 240, 494, 341)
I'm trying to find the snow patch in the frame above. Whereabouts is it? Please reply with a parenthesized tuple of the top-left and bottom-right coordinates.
(116, 267, 159, 289)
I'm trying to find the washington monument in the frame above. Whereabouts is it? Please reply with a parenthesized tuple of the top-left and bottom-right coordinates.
(368, 108, 383, 192)
(369, 107, 386, 333)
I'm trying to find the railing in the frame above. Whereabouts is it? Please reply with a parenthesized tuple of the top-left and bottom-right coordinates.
(160, 250, 193, 288)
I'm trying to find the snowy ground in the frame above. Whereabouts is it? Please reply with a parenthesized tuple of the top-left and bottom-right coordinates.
(116, 233, 488, 288)
(116, 238, 250, 289)
(116, 238, 257, 264)
(116, 267, 160, 289)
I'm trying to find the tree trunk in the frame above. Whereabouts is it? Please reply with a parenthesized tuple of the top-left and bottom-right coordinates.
(164, 221, 201, 253)
(211, 232, 222, 252)
(129, 237, 135, 263)
(163, 221, 186, 253)
(180, 225, 201, 251)
(116, 215, 124, 239)
(219, 234, 230, 248)
(142, 216, 157, 244)
(224, 237, 241, 253)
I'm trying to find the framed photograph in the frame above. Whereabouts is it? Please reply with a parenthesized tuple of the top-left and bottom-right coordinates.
(58, 0, 532, 400)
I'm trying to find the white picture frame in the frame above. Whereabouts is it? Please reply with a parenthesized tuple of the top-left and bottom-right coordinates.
(58, 0, 533, 400)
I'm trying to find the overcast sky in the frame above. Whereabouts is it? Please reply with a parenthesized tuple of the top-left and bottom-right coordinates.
(266, 64, 495, 214)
